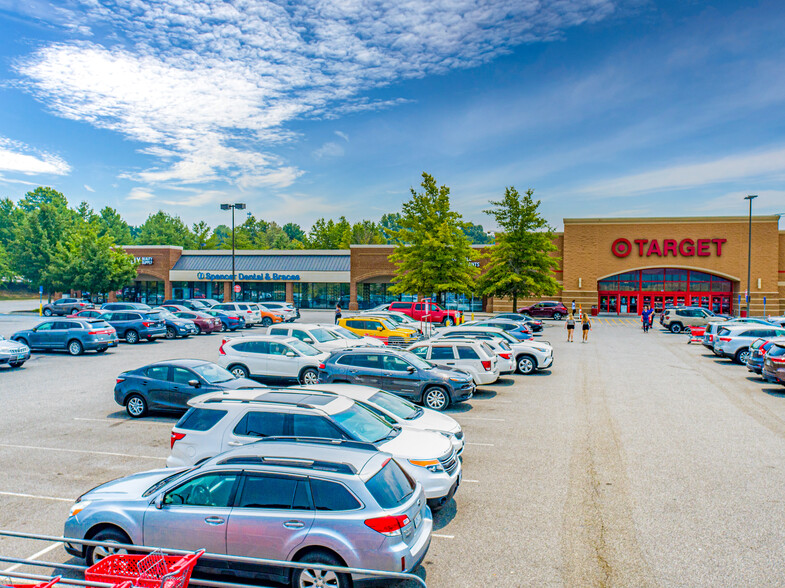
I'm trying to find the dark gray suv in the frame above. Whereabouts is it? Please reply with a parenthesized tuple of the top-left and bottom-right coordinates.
(318, 348, 474, 411)
(11, 318, 119, 355)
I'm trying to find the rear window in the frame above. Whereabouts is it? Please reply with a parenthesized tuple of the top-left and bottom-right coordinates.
(769, 345, 785, 358)
(175, 408, 228, 431)
(365, 459, 415, 509)
(457, 346, 480, 360)
(310, 478, 361, 511)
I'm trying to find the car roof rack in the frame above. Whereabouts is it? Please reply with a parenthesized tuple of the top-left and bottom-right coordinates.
(253, 436, 379, 452)
(202, 390, 339, 409)
(216, 454, 358, 474)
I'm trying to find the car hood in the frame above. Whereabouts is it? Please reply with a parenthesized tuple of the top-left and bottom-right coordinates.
(411, 410, 461, 434)
(219, 377, 266, 389)
(379, 428, 453, 460)
(0, 339, 28, 352)
(316, 339, 351, 351)
(427, 366, 473, 382)
(82, 468, 176, 501)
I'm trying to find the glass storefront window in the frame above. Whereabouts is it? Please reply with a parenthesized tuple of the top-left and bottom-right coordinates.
(641, 269, 664, 291)
(171, 281, 224, 301)
(664, 269, 688, 291)
(237, 282, 286, 303)
(294, 283, 350, 309)
(122, 281, 165, 305)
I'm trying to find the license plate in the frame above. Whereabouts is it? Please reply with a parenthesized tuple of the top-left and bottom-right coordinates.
(14, 355, 24, 361)
(414, 512, 422, 528)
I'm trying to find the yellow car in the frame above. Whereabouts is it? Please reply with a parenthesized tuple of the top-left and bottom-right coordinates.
(338, 316, 419, 345)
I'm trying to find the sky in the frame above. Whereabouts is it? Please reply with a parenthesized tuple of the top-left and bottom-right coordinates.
(1, 0, 785, 231)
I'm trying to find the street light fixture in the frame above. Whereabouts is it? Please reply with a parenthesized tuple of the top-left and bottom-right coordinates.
(744, 194, 758, 317)
(220, 203, 246, 301)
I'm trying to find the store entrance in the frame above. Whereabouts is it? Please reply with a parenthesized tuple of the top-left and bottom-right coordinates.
(598, 269, 733, 315)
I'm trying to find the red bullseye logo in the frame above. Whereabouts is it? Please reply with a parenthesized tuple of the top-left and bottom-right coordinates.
(611, 238, 632, 257)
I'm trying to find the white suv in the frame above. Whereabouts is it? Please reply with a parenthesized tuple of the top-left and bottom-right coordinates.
(212, 302, 261, 327)
(297, 383, 465, 454)
(406, 339, 500, 385)
(167, 389, 462, 510)
(266, 323, 359, 352)
(218, 335, 328, 385)
(435, 325, 553, 374)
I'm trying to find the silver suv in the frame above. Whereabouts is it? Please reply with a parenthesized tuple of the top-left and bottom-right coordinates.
(64, 438, 432, 588)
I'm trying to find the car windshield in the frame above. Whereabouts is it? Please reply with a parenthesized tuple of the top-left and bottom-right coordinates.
(331, 403, 394, 443)
(146, 312, 164, 320)
(397, 350, 432, 370)
(154, 309, 176, 319)
(369, 391, 422, 420)
(331, 326, 362, 339)
(142, 468, 194, 498)
(379, 319, 397, 330)
(191, 363, 236, 384)
(309, 328, 338, 343)
(288, 339, 321, 356)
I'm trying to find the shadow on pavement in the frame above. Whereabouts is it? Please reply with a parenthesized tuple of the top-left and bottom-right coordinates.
(472, 388, 497, 400)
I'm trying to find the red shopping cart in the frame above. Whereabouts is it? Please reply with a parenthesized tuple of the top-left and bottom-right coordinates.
(85, 549, 204, 588)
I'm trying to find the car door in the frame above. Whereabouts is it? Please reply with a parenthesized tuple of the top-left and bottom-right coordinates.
(379, 354, 420, 398)
(267, 341, 300, 379)
(49, 321, 72, 350)
(347, 352, 384, 387)
(225, 473, 314, 567)
(170, 367, 205, 409)
(141, 365, 172, 410)
(143, 470, 240, 553)
(28, 321, 54, 349)
(428, 344, 457, 369)
(233, 341, 269, 377)
(223, 410, 289, 449)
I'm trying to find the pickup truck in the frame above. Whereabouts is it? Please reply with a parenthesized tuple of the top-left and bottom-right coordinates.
(388, 301, 462, 326)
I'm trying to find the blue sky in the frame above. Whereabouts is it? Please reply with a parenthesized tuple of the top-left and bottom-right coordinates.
(1, 0, 784, 230)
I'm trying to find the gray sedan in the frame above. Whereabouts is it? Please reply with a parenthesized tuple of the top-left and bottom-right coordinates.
(0, 335, 30, 368)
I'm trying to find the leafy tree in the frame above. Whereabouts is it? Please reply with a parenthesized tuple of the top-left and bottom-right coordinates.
(17, 187, 69, 213)
(137, 211, 195, 248)
(380, 213, 402, 243)
(477, 187, 560, 310)
(350, 220, 385, 245)
(462, 222, 494, 244)
(309, 217, 351, 249)
(0, 198, 23, 248)
(192, 221, 212, 249)
(76, 201, 95, 223)
(97, 207, 134, 245)
(283, 222, 306, 243)
(0, 244, 12, 282)
(206, 224, 231, 249)
(9, 207, 60, 295)
(388, 173, 479, 301)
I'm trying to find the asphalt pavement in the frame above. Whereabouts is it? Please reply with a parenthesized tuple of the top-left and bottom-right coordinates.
(2, 313, 785, 586)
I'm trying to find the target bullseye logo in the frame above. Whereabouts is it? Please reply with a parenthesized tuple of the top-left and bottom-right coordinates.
(611, 238, 632, 258)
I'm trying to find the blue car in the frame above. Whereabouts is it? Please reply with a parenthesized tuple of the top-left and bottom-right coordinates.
(11, 318, 119, 355)
(152, 308, 199, 339)
(102, 310, 167, 344)
(473, 319, 535, 341)
(101, 302, 152, 311)
(204, 309, 246, 331)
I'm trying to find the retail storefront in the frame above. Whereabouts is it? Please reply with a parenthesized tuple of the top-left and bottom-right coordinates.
(117, 215, 785, 316)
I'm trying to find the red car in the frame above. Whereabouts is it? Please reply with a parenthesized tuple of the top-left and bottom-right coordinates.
(68, 309, 109, 319)
(517, 301, 569, 320)
(388, 301, 462, 326)
(173, 310, 222, 334)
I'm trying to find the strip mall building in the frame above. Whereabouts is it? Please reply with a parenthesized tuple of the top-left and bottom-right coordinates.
(119, 215, 783, 316)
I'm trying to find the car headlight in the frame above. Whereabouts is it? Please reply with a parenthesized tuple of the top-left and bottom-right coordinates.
(69, 500, 91, 517)
(449, 377, 470, 383)
(408, 459, 444, 473)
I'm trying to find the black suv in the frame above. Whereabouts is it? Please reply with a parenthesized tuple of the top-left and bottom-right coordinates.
(42, 298, 93, 316)
(318, 348, 474, 411)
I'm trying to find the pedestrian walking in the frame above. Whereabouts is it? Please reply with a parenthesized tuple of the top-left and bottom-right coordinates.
(334, 303, 342, 324)
(566, 313, 576, 342)
(641, 305, 650, 332)
(581, 313, 592, 342)
(571, 300, 577, 316)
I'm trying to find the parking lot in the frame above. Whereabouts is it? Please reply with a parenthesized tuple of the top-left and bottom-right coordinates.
(4, 308, 785, 586)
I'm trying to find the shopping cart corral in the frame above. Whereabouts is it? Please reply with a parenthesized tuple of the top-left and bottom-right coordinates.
(0, 530, 427, 588)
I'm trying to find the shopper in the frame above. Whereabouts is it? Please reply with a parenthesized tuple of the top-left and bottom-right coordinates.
(641, 305, 650, 332)
(334, 303, 342, 324)
(581, 313, 592, 342)
(566, 313, 576, 342)
(572, 300, 577, 316)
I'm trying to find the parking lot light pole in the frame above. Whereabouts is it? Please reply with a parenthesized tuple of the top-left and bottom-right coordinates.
(220, 203, 246, 301)
(745, 194, 758, 317)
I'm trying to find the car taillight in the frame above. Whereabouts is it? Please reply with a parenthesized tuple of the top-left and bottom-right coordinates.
(219, 339, 228, 355)
(771, 356, 785, 364)
(364, 515, 410, 536)
(719, 337, 731, 342)
(230, 316, 239, 320)
(170, 431, 186, 449)
(116, 377, 125, 384)
(481, 360, 491, 371)
(318, 363, 326, 369)
(499, 352, 511, 359)
(142, 321, 154, 327)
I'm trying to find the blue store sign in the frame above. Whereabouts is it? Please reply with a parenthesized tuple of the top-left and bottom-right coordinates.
(196, 272, 301, 282)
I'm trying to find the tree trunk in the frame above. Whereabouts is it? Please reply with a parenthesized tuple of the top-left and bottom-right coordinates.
(512, 291, 517, 312)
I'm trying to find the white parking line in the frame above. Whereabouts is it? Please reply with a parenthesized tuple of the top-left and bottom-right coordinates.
(432, 533, 455, 539)
(465, 442, 495, 447)
(3, 542, 63, 573)
(74, 417, 173, 426)
(0, 443, 166, 461)
(457, 416, 506, 422)
(0, 491, 73, 503)
(462, 479, 480, 483)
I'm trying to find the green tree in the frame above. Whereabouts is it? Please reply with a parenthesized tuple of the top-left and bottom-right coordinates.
(350, 220, 385, 245)
(477, 187, 561, 310)
(0, 198, 24, 248)
(283, 222, 306, 243)
(309, 217, 351, 249)
(0, 244, 12, 282)
(379, 212, 402, 243)
(192, 221, 212, 249)
(462, 221, 494, 244)
(388, 173, 479, 301)
(137, 211, 195, 248)
(97, 207, 134, 245)
(17, 186, 69, 213)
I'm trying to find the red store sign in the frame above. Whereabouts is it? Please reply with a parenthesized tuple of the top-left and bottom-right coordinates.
(611, 238, 726, 258)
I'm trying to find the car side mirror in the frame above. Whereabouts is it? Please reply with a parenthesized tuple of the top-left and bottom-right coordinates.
(407, 366, 416, 373)
(188, 379, 200, 388)
(286, 351, 296, 358)
(304, 338, 314, 344)
(154, 494, 163, 509)
(377, 326, 384, 331)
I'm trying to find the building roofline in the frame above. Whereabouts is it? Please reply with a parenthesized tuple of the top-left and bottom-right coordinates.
(177, 249, 350, 256)
(563, 215, 781, 225)
(123, 245, 183, 251)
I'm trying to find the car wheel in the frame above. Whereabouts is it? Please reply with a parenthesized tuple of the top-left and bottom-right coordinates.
(67, 339, 84, 356)
(229, 364, 250, 379)
(300, 368, 319, 385)
(8, 362, 22, 368)
(670, 323, 682, 334)
(125, 394, 148, 418)
(735, 348, 750, 364)
(552, 312, 563, 320)
(165, 326, 176, 339)
(86, 528, 131, 567)
(221, 323, 228, 332)
(517, 355, 536, 374)
(42, 308, 52, 317)
(423, 386, 449, 411)
(125, 330, 139, 344)
(442, 317, 455, 326)
(291, 552, 352, 588)
(262, 316, 273, 327)
(195, 324, 202, 335)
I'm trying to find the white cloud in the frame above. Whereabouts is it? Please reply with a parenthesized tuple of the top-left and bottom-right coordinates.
(334, 131, 349, 142)
(0, 136, 70, 176)
(580, 146, 785, 197)
(83, 184, 95, 192)
(313, 141, 345, 159)
(14, 0, 622, 195)
(127, 187, 155, 201)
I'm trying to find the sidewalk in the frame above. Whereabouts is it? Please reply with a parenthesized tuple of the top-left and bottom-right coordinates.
(0, 298, 41, 314)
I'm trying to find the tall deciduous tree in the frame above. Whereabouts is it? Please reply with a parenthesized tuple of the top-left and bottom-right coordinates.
(388, 173, 479, 300)
(137, 211, 195, 248)
(477, 187, 560, 310)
